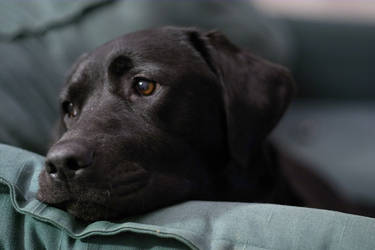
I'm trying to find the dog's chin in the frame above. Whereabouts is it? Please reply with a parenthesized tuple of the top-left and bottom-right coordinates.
(37, 192, 126, 222)
(37, 192, 116, 222)
(38, 168, 194, 221)
(37, 169, 152, 221)
(63, 201, 120, 222)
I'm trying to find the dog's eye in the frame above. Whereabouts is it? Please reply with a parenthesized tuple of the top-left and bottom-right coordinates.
(62, 101, 78, 118)
(134, 79, 156, 96)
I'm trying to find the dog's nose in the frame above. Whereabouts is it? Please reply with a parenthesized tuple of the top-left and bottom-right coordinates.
(45, 142, 94, 181)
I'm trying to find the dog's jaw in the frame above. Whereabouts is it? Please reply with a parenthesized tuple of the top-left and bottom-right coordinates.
(38, 163, 197, 221)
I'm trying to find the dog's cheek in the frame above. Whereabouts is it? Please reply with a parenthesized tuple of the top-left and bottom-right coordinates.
(145, 173, 193, 205)
(110, 173, 194, 216)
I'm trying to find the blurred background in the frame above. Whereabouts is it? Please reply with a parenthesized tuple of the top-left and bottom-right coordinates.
(0, 0, 374, 205)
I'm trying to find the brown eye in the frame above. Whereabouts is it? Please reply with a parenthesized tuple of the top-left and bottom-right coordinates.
(62, 101, 77, 118)
(135, 79, 156, 96)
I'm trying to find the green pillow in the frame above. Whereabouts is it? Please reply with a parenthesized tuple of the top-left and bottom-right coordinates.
(1, 143, 375, 250)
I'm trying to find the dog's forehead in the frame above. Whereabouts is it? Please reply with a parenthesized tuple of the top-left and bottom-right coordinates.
(66, 27, 210, 92)
(67, 29, 187, 83)
(89, 28, 192, 65)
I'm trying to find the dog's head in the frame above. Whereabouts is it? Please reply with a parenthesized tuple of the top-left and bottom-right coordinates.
(37, 26, 295, 221)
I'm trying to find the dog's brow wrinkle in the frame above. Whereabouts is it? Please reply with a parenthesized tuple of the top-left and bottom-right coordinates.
(65, 80, 88, 101)
(65, 60, 103, 101)
(70, 59, 91, 83)
(70, 71, 84, 85)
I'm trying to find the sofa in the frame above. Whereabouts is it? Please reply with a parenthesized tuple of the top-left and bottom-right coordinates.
(1, 1, 374, 249)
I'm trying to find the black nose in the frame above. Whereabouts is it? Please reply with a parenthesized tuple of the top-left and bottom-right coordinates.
(45, 142, 94, 181)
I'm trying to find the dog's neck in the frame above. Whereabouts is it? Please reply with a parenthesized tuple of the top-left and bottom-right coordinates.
(217, 141, 303, 206)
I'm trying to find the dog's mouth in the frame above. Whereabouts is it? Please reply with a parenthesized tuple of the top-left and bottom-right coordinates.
(37, 168, 151, 221)
(54, 200, 119, 221)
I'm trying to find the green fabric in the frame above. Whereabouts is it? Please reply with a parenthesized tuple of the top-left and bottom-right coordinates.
(1, 144, 375, 250)
(272, 101, 375, 204)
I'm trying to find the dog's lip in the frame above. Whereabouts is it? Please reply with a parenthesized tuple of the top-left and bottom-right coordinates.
(110, 171, 151, 196)
(37, 191, 71, 205)
(42, 175, 151, 207)
(110, 178, 149, 197)
(38, 167, 152, 214)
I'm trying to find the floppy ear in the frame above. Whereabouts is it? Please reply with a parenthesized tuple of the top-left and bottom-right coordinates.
(186, 29, 295, 168)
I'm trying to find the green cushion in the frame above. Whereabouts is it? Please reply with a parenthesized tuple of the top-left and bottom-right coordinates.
(1, 143, 375, 250)
(272, 101, 375, 203)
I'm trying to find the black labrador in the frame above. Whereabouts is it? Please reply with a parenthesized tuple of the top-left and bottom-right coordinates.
(37, 26, 374, 221)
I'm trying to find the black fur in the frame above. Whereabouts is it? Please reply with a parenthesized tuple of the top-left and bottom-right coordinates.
(37, 27, 373, 221)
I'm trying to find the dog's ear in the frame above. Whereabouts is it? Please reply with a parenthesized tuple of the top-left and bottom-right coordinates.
(186, 29, 295, 168)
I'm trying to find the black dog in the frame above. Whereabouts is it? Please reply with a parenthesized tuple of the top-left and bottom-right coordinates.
(37, 26, 373, 221)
